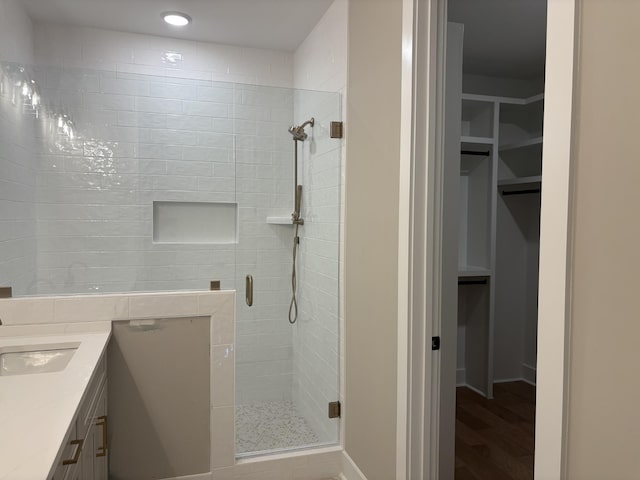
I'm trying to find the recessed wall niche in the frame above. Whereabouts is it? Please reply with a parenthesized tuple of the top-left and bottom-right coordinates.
(152, 201, 238, 244)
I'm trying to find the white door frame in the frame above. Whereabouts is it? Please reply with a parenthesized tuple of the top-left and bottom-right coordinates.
(397, 0, 579, 478)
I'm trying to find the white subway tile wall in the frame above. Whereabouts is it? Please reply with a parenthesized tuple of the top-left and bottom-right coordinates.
(33, 23, 294, 88)
(33, 68, 235, 295)
(0, 1, 34, 65)
(0, 85, 38, 295)
(0, 1, 37, 295)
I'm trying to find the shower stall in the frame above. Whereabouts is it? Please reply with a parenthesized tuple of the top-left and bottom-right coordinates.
(0, 59, 342, 456)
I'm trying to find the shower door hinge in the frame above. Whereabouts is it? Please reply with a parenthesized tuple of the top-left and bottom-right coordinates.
(330, 121, 344, 139)
(432, 336, 441, 351)
(328, 401, 341, 419)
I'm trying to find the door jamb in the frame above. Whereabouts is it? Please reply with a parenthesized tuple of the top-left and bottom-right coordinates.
(533, 1, 578, 477)
(398, 0, 579, 478)
(397, 0, 448, 478)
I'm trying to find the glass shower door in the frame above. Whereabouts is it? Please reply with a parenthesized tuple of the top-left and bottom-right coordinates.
(233, 84, 342, 455)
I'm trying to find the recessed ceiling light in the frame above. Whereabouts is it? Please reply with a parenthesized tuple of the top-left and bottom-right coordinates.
(162, 12, 192, 27)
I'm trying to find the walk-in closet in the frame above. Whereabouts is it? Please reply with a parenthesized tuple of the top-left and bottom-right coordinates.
(446, 1, 547, 478)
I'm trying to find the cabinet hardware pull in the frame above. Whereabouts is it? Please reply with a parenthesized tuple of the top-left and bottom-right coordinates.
(96, 415, 108, 457)
(63, 439, 84, 465)
(246, 274, 253, 307)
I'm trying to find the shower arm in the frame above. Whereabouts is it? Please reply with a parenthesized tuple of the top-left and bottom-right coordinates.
(297, 119, 315, 132)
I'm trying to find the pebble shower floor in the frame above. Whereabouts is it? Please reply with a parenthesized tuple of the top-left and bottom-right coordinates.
(236, 401, 319, 454)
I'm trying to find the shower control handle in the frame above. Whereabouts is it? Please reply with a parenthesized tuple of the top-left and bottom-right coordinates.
(246, 275, 253, 307)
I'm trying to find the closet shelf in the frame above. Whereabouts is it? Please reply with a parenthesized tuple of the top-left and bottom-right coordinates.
(456, 81, 545, 398)
(458, 266, 492, 278)
(498, 176, 542, 188)
(462, 92, 544, 105)
(499, 136, 543, 152)
(461, 136, 494, 145)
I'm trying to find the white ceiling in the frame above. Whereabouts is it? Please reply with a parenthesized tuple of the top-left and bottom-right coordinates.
(20, 0, 334, 52)
(19, 0, 545, 76)
(448, 0, 547, 79)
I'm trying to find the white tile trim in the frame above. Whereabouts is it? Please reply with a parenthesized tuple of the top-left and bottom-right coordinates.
(214, 446, 343, 479)
(0, 290, 235, 325)
(235, 445, 342, 465)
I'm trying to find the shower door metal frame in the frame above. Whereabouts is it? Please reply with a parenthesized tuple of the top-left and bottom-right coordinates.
(398, 0, 579, 479)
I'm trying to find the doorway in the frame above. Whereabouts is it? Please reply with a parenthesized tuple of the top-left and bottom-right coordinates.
(400, 0, 576, 477)
(445, 2, 546, 478)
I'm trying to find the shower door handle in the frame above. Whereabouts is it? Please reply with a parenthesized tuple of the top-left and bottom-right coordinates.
(246, 275, 253, 307)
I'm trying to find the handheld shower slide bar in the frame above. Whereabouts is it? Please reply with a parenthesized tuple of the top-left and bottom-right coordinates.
(287, 117, 314, 325)
(289, 117, 314, 226)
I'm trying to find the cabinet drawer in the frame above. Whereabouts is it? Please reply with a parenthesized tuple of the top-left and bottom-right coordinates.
(77, 355, 106, 440)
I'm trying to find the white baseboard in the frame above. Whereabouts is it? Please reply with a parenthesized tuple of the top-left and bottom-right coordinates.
(341, 451, 368, 480)
(459, 382, 489, 397)
(493, 377, 525, 384)
(522, 363, 537, 385)
(456, 368, 465, 386)
(160, 473, 211, 480)
(493, 374, 537, 387)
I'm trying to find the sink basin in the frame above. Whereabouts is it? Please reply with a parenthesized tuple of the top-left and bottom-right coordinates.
(0, 343, 79, 376)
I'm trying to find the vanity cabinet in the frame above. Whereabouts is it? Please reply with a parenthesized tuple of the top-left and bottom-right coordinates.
(92, 382, 108, 480)
(50, 355, 108, 480)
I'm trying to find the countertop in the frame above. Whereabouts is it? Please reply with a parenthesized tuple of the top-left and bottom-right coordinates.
(0, 322, 111, 480)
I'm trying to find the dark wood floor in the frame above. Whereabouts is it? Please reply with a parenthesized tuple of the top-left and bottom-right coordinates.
(455, 381, 536, 480)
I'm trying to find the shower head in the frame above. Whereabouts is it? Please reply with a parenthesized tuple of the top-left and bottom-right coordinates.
(288, 125, 307, 141)
(288, 117, 315, 141)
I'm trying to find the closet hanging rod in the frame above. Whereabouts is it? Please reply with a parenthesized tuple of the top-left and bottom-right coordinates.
(458, 279, 488, 286)
(461, 150, 491, 157)
(502, 188, 541, 196)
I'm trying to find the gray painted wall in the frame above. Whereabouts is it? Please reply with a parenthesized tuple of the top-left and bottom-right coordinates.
(108, 317, 210, 480)
(566, 1, 640, 477)
(344, 0, 403, 478)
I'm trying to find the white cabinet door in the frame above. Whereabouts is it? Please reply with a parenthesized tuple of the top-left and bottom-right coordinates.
(93, 381, 108, 480)
(50, 357, 108, 480)
(81, 421, 95, 480)
(54, 423, 81, 480)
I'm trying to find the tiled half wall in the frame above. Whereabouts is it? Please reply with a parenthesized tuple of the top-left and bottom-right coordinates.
(0, 291, 351, 479)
